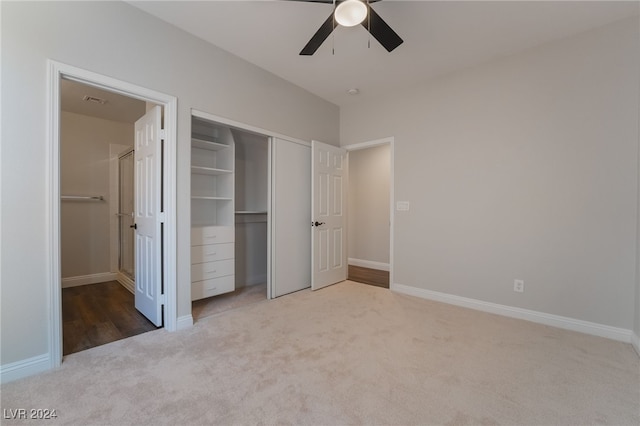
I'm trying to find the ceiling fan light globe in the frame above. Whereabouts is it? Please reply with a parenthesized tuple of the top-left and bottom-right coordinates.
(335, 0, 367, 27)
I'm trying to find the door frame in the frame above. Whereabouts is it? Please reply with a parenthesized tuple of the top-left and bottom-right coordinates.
(47, 60, 178, 368)
(342, 137, 395, 288)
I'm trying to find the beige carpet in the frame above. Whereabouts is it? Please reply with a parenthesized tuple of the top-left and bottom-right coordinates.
(191, 283, 267, 322)
(1, 281, 638, 425)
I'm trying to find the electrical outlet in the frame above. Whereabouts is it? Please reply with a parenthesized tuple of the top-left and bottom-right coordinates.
(514, 279, 524, 293)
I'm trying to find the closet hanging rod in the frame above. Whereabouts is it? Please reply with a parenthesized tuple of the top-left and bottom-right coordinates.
(61, 195, 104, 201)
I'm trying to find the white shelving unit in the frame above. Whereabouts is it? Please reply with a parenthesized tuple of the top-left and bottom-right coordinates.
(190, 117, 235, 300)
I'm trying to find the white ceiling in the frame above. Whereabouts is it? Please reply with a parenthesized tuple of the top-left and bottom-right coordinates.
(129, 1, 639, 107)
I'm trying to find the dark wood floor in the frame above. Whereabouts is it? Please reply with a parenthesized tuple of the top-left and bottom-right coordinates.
(348, 265, 389, 288)
(62, 281, 159, 355)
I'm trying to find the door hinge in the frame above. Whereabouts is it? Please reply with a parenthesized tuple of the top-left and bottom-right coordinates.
(159, 294, 166, 305)
(160, 129, 166, 140)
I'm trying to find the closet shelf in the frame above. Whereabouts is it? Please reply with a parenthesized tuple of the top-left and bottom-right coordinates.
(235, 211, 267, 215)
(192, 137, 229, 151)
(191, 166, 233, 176)
(61, 195, 104, 201)
(192, 196, 233, 201)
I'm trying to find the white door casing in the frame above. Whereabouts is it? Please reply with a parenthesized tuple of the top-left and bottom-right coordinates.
(134, 105, 163, 326)
(311, 140, 347, 290)
(46, 61, 177, 375)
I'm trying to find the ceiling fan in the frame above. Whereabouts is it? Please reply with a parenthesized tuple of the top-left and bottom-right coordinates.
(293, 0, 403, 56)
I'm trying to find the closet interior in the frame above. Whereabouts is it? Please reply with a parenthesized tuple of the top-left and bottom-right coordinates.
(190, 116, 269, 307)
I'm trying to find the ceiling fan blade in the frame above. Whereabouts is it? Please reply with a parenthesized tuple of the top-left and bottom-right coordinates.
(286, 0, 381, 3)
(300, 13, 335, 55)
(362, 5, 403, 52)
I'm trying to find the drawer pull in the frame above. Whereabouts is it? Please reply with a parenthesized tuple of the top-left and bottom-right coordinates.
(205, 252, 217, 257)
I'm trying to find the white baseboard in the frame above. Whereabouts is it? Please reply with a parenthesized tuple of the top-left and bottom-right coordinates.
(632, 332, 640, 357)
(391, 283, 633, 343)
(176, 315, 193, 330)
(117, 272, 135, 294)
(0, 353, 51, 384)
(62, 272, 118, 288)
(348, 258, 390, 272)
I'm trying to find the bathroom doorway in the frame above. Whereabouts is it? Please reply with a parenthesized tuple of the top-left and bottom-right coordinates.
(59, 78, 159, 355)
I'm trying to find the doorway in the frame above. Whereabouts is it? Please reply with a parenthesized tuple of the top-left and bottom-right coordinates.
(188, 110, 312, 321)
(48, 61, 178, 367)
(59, 79, 160, 354)
(190, 123, 271, 321)
(344, 138, 394, 289)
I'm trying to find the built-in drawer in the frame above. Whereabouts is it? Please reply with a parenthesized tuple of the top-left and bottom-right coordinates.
(191, 226, 234, 246)
(191, 275, 235, 301)
(191, 259, 234, 282)
(191, 243, 234, 264)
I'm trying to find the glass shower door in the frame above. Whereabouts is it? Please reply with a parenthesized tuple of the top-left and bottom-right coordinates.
(119, 150, 135, 280)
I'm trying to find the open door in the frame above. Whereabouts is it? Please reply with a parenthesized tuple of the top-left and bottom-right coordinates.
(311, 140, 347, 290)
(134, 105, 164, 326)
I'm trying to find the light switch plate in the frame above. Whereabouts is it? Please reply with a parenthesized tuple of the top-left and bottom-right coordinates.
(396, 201, 410, 211)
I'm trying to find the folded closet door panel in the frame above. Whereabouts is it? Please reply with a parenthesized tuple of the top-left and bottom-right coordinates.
(271, 138, 311, 297)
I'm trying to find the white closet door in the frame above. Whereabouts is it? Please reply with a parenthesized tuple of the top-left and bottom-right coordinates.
(270, 138, 311, 298)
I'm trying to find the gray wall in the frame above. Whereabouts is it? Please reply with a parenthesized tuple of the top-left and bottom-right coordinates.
(233, 130, 269, 288)
(348, 145, 390, 265)
(1, 1, 338, 366)
(341, 17, 639, 329)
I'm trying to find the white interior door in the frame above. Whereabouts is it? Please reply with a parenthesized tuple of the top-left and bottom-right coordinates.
(311, 140, 347, 290)
(270, 138, 311, 297)
(134, 105, 163, 326)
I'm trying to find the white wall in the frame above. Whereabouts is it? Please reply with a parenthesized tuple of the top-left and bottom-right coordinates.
(348, 144, 390, 266)
(1, 1, 338, 369)
(341, 17, 639, 330)
(60, 111, 133, 280)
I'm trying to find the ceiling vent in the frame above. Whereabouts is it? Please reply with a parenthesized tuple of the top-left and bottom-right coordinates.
(83, 95, 107, 105)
